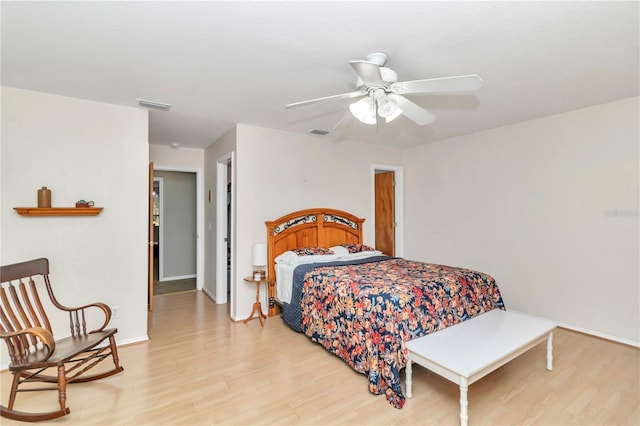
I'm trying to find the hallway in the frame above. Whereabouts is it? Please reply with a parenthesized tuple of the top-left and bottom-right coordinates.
(153, 255, 195, 295)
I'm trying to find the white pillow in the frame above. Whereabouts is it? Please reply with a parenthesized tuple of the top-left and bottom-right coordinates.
(328, 245, 350, 257)
(329, 245, 383, 260)
(340, 250, 384, 260)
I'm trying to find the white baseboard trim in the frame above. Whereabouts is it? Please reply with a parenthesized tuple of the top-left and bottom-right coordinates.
(557, 322, 639, 348)
(202, 286, 217, 303)
(160, 274, 196, 282)
(509, 309, 639, 348)
(117, 335, 149, 347)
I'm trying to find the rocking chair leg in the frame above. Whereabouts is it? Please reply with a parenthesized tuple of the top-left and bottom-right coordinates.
(109, 335, 121, 369)
(8, 372, 21, 410)
(57, 365, 67, 412)
(1, 369, 70, 422)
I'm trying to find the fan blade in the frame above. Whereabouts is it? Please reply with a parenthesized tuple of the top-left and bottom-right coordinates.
(390, 74, 483, 95)
(388, 94, 436, 126)
(285, 91, 364, 109)
(349, 60, 385, 87)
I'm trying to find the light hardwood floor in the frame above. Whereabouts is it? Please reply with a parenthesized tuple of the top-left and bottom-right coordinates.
(2, 291, 638, 425)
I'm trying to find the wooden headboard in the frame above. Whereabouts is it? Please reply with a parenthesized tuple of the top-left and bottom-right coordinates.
(265, 208, 365, 316)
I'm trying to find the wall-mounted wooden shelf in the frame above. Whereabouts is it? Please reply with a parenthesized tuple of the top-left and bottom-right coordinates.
(14, 207, 103, 216)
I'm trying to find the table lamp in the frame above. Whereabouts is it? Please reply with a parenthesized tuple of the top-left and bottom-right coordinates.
(252, 243, 267, 280)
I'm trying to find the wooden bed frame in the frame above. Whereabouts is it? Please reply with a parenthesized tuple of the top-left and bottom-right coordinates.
(265, 208, 365, 316)
(264, 208, 511, 413)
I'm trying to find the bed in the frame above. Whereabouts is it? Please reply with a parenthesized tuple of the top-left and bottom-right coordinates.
(265, 208, 505, 409)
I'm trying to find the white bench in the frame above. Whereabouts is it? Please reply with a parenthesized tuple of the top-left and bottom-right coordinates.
(405, 309, 556, 426)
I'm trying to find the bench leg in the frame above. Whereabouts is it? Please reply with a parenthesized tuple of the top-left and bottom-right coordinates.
(405, 358, 413, 398)
(547, 331, 553, 371)
(459, 377, 469, 426)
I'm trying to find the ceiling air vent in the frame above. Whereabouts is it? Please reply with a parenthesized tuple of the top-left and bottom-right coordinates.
(137, 98, 171, 111)
(310, 129, 329, 136)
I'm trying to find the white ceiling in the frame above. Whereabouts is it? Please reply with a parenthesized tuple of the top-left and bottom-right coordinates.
(2, 1, 638, 149)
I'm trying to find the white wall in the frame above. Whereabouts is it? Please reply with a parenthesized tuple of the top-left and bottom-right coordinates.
(149, 144, 204, 169)
(233, 124, 405, 321)
(1, 87, 150, 366)
(403, 97, 639, 345)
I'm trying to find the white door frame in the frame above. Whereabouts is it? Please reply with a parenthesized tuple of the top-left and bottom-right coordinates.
(153, 165, 204, 291)
(371, 164, 404, 258)
(216, 152, 235, 318)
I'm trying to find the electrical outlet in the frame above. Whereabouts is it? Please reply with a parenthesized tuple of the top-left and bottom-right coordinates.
(112, 305, 120, 319)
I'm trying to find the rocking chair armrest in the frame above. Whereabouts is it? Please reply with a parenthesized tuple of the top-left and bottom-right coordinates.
(62, 302, 112, 333)
(0, 327, 56, 363)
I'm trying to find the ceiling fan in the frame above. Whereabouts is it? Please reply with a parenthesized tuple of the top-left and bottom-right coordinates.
(285, 52, 482, 127)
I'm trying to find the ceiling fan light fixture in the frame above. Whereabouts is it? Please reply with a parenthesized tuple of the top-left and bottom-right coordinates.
(385, 107, 403, 123)
(376, 94, 400, 119)
(349, 97, 376, 125)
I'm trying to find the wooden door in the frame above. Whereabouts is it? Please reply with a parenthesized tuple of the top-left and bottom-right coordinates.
(375, 171, 395, 256)
(148, 162, 154, 311)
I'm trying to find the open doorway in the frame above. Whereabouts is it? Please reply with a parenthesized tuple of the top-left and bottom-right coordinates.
(216, 152, 235, 318)
(152, 172, 198, 295)
(152, 177, 162, 285)
(149, 165, 204, 306)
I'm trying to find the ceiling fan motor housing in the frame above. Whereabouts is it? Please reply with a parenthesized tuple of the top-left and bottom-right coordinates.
(366, 51, 388, 66)
(355, 67, 398, 90)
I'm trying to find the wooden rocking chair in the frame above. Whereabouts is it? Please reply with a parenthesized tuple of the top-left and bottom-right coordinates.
(0, 258, 124, 422)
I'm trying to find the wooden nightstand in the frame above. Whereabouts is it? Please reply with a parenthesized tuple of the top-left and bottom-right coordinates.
(243, 276, 268, 327)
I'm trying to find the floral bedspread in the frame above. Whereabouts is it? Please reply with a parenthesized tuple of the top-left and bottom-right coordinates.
(299, 257, 505, 408)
